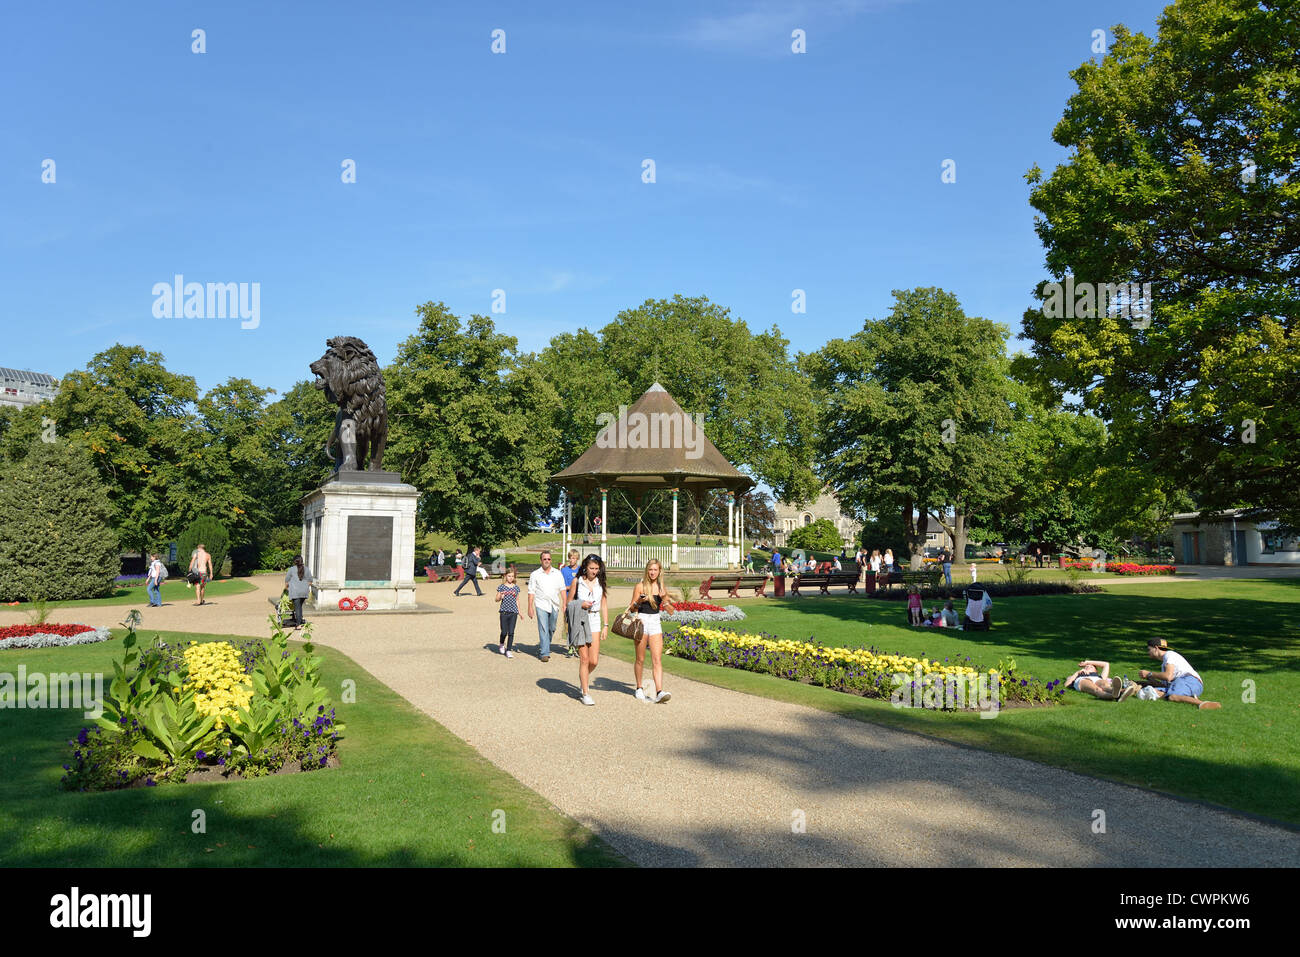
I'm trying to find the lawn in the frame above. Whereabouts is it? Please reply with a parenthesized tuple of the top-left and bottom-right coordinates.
(6, 578, 256, 611)
(0, 630, 628, 867)
(600, 578, 1300, 826)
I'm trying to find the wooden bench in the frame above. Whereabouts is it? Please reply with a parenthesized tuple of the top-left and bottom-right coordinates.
(424, 564, 460, 582)
(790, 572, 861, 596)
(698, 573, 770, 600)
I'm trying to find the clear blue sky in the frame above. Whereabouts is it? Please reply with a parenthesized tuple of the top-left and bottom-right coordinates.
(2, 0, 1170, 398)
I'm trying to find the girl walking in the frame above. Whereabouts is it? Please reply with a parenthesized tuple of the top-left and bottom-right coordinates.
(496, 567, 520, 657)
(628, 559, 674, 703)
(567, 554, 609, 706)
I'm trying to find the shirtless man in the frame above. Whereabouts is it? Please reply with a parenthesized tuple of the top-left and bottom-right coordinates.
(189, 543, 214, 606)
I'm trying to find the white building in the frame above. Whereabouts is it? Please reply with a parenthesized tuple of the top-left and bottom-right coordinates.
(1170, 509, 1300, 566)
(0, 368, 59, 409)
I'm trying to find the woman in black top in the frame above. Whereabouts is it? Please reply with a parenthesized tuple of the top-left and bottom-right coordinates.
(627, 559, 674, 703)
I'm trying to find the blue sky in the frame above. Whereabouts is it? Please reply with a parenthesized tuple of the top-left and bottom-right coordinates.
(2, 0, 1170, 398)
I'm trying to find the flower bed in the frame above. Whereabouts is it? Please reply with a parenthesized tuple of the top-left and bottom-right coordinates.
(666, 626, 1060, 709)
(60, 617, 344, 791)
(1, 624, 113, 649)
(1105, 563, 1177, 575)
(664, 602, 746, 624)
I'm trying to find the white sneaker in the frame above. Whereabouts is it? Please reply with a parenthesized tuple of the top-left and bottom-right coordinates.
(498, 643, 505, 655)
(634, 688, 648, 702)
(655, 690, 672, 703)
(505, 650, 513, 659)
(580, 693, 595, 706)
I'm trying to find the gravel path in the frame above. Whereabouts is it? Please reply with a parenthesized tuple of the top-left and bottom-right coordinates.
(8, 575, 1298, 867)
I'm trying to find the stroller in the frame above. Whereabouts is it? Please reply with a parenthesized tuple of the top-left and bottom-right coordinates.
(963, 586, 991, 631)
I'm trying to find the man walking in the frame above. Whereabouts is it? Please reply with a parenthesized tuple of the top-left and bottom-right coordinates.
(527, 550, 566, 662)
(454, 546, 484, 596)
(146, 552, 166, 607)
(189, 543, 214, 606)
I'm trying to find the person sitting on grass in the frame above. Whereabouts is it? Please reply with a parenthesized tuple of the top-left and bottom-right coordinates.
(1138, 637, 1221, 710)
(962, 586, 991, 631)
(1062, 660, 1136, 701)
(941, 600, 959, 629)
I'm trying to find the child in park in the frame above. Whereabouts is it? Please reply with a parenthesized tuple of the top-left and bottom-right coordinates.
(496, 566, 520, 658)
(969, 562, 978, 582)
(907, 586, 923, 625)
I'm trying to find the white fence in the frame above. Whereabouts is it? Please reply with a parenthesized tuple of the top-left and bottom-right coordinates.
(594, 545, 730, 569)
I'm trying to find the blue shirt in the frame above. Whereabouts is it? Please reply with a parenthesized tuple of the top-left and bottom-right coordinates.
(561, 564, 578, 588)
(773, 552, 783, 570)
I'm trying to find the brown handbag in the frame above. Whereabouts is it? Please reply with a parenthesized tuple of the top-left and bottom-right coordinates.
(611, 610, 644, 640)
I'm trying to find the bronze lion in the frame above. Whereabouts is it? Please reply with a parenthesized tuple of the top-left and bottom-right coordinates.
(309, 336, 388, 473)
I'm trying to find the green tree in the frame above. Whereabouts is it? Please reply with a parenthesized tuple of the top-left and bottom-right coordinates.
(539, 295, 820, 504)
(177, 517, 231, 579)
(261, 379, 335, 524)
(805, 288, 1018, 568)
(386, 302, 561, 552)
(1020, 0, 1300, 528)
(47, 345, 199, 555)
(787, 518, 843, 552)
(0, 440, 120, 601)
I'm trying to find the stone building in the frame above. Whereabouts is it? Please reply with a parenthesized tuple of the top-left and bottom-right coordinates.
(1170, 509, 1300, 566)
(0, 367, 58, 409)
(773, 490, 862, 548)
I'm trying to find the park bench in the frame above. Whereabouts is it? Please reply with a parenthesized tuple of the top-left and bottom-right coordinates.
(698, 573, 770, 600)
(424, 564, 458, 582)
(789, 571, 860, 596)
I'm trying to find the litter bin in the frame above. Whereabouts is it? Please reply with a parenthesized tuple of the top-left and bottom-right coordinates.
(773, 574, 786, 598)
(1058, 555, 1067, 569)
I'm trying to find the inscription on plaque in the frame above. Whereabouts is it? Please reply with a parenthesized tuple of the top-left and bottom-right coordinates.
(345, 515, 393, 581)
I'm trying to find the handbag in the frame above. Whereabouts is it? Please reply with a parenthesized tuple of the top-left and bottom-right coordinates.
(610, 610, 644, 641)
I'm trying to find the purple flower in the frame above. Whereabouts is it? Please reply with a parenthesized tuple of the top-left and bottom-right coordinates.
(145, 777, 157, 787)
(196, 750, 207, 760)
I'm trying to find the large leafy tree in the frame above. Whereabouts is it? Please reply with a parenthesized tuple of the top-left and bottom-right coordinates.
(47, 345, 198, 555)
(538, 295, 820, 507)
(1021, 0, 1300, 528)
(386, 302, 561, 551)
(258, 379, 335, 528)
(804, 288, 1018, 567)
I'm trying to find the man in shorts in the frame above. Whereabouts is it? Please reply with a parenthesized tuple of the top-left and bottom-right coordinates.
(189, 543, 214, 606)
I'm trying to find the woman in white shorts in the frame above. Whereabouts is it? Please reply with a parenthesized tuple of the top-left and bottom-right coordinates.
(567, 554, 609, 706)
(628, 559, 674, 703)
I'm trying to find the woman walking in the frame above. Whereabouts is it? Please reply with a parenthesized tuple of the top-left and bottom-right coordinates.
(627, 559, 674, 703)
(284, 554, 313, 628)
(566, 554, 609, 706)
(496, 566, 520, 658)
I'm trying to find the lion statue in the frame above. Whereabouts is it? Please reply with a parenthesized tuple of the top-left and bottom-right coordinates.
(309, 336, 388, 473)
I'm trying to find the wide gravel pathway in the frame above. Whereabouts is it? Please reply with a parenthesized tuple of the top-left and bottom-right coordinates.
(9, 575, 1298, 867)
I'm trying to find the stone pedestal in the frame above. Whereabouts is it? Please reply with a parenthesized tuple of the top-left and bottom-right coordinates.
(302, 472, 418, 611)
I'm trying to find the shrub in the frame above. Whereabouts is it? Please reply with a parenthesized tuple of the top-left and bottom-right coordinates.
(787, 518, 844, 552)
(870, 581, 1102, 600)
(176, 518, 230, 580)
(0, 441, 119, 602)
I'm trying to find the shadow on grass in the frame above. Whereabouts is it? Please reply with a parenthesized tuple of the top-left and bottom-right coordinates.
(0, 639, 628, 868)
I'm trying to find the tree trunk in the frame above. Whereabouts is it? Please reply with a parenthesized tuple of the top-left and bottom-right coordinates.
(929, 506, 969, 563)
(903, 499, 928, 569)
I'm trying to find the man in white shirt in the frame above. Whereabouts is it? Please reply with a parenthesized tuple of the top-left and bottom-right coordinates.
(1140, 637, 1220, 709)
(527, 550, 567, 662)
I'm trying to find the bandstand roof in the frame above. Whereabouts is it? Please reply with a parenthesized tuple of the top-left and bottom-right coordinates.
(551, 383, 755, 497)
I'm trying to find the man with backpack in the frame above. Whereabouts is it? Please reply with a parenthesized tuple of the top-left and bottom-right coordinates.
(146, 552, 167, 607)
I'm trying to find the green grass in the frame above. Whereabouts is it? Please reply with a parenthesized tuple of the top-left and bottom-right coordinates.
(0, 630, 629, 866)
(600, 578, 1300, 826)
(7, 578, 257, 611)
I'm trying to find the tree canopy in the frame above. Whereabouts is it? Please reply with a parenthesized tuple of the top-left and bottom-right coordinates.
(1020, 0, 1299, 528)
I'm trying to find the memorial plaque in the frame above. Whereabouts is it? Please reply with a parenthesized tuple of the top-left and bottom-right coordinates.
(345, 515, 393, 581)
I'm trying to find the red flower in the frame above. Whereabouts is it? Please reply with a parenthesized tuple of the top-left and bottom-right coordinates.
(0, 623, 96, 642)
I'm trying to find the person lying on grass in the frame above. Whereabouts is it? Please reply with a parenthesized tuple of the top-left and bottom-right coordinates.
(1062, 660, 1137, 701)
(1138, 637, 1221, 710)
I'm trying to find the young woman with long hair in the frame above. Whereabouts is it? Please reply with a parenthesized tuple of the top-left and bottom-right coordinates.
(567, 553, 609, 706)
(628, 559, 674, 703)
